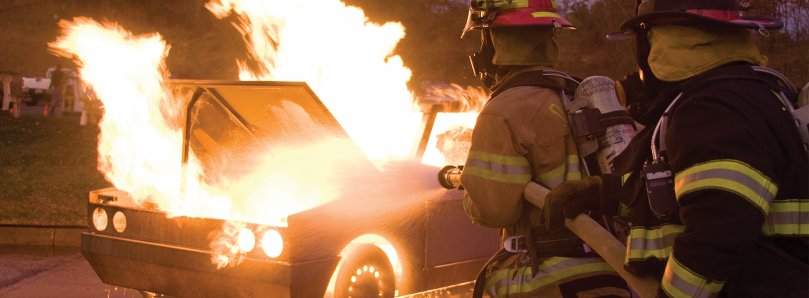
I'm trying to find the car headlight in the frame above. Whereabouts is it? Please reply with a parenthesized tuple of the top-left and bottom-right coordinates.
(238, 229, 256, 252)
(112, 211, 127, 233)
(262, 230, 283, 258)
(92, 207, 108, 231)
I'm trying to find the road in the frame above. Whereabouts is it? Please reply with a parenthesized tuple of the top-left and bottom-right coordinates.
(0, 245, 142, 298)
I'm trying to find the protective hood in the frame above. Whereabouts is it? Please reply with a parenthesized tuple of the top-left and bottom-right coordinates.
(490, 26, 559, 66)
(647, 25, 767, 82)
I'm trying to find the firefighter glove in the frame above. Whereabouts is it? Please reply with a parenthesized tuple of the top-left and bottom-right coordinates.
(540, 176, 603, 233)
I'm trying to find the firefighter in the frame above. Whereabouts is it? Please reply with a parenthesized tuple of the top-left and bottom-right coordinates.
(541, 0, 809, 297)
(458, 1, 630, 297)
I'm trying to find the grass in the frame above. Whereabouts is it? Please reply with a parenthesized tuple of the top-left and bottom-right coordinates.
(0, 112, 111, 226)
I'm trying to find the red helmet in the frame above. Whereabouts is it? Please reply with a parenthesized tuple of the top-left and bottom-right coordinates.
(608, 0, 782, 39)
(462, 0, 574, 38)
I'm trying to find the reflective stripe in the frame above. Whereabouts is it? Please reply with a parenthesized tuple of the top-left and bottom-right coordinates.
(485, 257, 615, 298)
(468, 151, 531, 166)
(465, 151, 532, 184)
(674, 160, 778, 215)
(477, 0, 529, 10)
(462, 195, 475, 222)
(626, 224, 683, 262)
(662, 256, 724, 298)
(537, 155, 581, 189)
(762, 200, 809, 236)
(548, 104, 567, 128)
(621, 172, 632, 184)
(467, 159, 532, 176)
(531, 12, 562, 18)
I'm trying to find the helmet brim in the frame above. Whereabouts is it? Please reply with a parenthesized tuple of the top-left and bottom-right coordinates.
(619, 13, 783, 31)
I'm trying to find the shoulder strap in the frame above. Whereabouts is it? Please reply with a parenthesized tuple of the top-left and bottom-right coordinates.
(653, 65, 796, 159)
(752, 66, 800, 103)
(679, 64, 763, 96)
(489, 70, 579, 99)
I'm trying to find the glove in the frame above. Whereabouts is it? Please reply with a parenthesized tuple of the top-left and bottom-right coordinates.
(540, 176, 602, 233)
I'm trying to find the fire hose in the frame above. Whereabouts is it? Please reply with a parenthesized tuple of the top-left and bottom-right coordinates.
(438, 168, 659, 297)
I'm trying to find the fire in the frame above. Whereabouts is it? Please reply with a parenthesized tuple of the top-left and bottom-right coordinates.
(49, 18, 187, 212)
(51, 0, 489, 268)
(206, 0, 422, 164)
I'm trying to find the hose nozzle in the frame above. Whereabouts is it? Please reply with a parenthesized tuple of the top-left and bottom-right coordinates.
(438, 165, 464, 189)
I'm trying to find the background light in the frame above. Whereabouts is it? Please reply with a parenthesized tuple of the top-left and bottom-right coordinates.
(262, 230, 283, 258)
(238, 229, 256, 252)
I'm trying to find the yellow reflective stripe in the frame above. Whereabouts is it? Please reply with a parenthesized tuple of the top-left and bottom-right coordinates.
(477, 0, 529, 10)
(484, 257, 615, 297)
(618, 203, 629, 218)
(468, 151, 530, 166)
(566, 171, 582, 181)
(761, 200, 809, 236)
(462, 195, 475, 222)
(621, 172, 632, 184)
(662, 256, 724, 298)
(537, 163, 565, 186)
(626, 224, 683, 262)
(464, 151, 532, 184)
(548, 104, 568, 128)
(674, 160, 778, 215)
(537, 155, 580, 189)
(531, 12, 561, 18)
(464, 166, 531, 184)
(763, 224, 809, 236)
(498, 0, 529, 9)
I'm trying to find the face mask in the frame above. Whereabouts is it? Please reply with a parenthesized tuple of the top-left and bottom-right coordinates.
(469, 28, 499, 88)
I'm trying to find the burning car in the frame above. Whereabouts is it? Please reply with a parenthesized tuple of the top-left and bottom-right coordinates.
(82, 80, 499, 298)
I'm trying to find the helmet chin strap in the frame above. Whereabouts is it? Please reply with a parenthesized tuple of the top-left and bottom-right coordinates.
(469, 28, 499, 88)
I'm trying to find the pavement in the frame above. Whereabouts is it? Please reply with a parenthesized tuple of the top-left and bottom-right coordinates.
(0, 103, 137, 297)
(0, 227, 143, 297)
(0, 245, 142, 298)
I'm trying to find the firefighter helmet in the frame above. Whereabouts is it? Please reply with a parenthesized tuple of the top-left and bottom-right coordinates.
(461, 0, 574, 38)
(618, 0, 783, 32)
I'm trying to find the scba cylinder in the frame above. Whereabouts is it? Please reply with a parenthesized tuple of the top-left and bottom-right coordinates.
(574, 76, 637, 174)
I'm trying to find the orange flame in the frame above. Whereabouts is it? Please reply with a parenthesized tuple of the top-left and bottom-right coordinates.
(52, 0, 490, 269)
(206, 0, 424, 164)
(414, 83, 489, 113)
(49, 18, 185, 210)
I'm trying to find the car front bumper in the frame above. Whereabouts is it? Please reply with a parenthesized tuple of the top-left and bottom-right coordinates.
(82, 232, 339, 298)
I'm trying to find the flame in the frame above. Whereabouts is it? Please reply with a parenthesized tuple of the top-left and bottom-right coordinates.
(206, 0, 422, 163)
(413, 84, 487, 166)
(49, 18, 186, 210)
(52, 0, 491, 269)
(415, 83, 489, 113)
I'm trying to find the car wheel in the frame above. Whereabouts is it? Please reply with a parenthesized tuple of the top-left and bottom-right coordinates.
(334, 243, 395, 298)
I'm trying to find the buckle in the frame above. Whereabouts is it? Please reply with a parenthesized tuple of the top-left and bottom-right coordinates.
(503, 236, 528, 253)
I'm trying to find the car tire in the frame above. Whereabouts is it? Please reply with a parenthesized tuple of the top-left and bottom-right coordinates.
(334, 243, 395, 298)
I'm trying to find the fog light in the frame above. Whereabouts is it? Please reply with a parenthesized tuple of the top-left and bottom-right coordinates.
(238, 229, 256, 252)
(112, 211, 127, 233)
(92, 208, 108, 231)
(262, 230, 283, 258)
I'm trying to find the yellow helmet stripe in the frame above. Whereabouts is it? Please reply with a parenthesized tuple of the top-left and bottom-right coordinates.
(531, 12, 561, 18)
